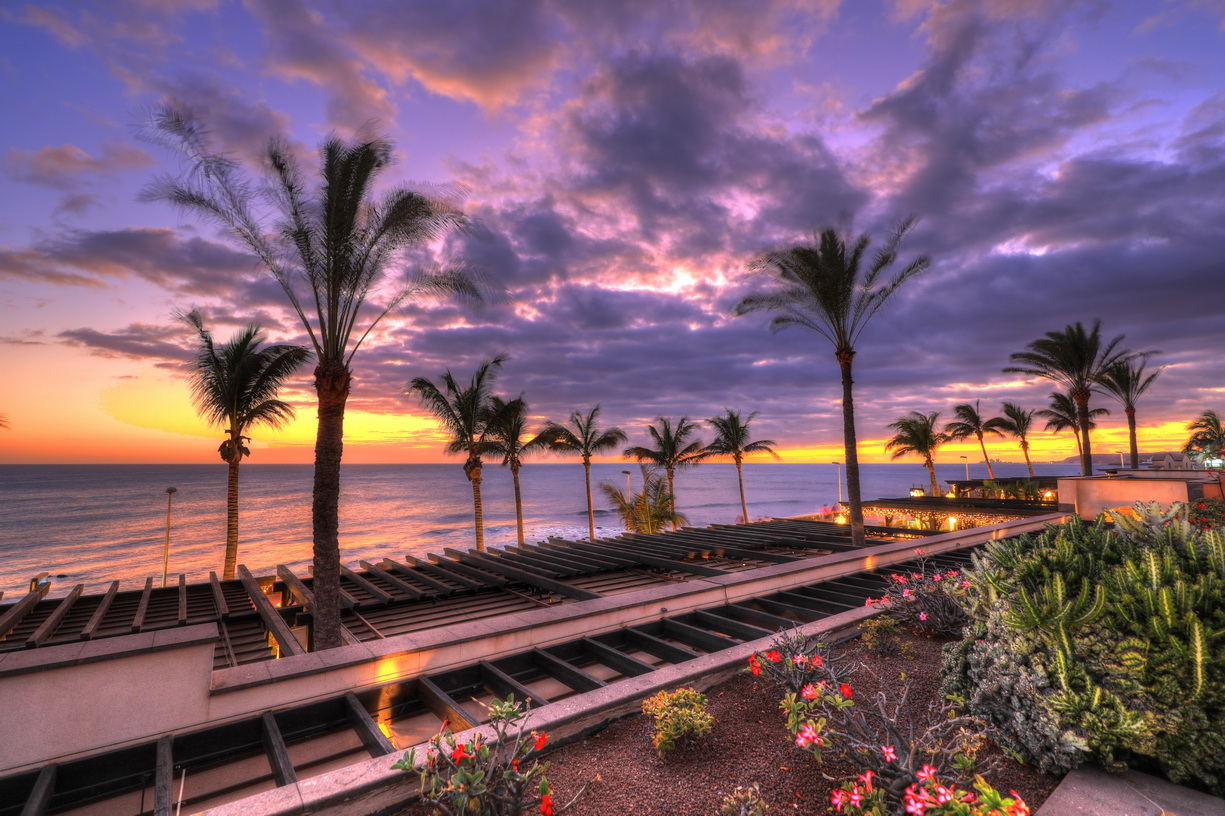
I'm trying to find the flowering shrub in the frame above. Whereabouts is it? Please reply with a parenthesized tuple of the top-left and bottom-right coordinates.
(830, 769, 1030, 816)
(1189, 498, 1225, 531)
(641, 687, 713, 756)
(392, 695, 568, 816)
(869, 555, 970, 637)
(719, 782, 769, 816)
(745, 626, 851, 692)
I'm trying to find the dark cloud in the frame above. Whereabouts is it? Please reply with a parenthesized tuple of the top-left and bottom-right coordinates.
(58, 322, 192, 364)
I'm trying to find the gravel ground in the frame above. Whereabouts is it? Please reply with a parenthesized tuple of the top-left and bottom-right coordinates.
(398, 632, 1063, 815)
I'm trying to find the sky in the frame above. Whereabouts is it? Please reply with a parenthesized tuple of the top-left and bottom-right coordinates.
(1, 0, 1223, 466)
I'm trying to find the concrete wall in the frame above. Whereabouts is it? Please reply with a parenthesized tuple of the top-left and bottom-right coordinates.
(1057, 476, 1206, 518)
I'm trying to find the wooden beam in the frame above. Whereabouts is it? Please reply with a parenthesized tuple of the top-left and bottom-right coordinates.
(208, 572, 230, 620)
(276, 565, 317, 609)
(80, 581, 119, 640)
(624, 627, 701, 664)
(416, 676, 474, 731)
(177, 574, 188, 626)
(448, 551, 602, 601)
(131, 577, 153, 632)
(722, 602, 797, 632)
(261, 712, 297, 787)
(0, 582, 52, 641)
(28, 584, 84, 648)
(310, 567, 362, 609)
(691, 609, 772, 642)
(358, 560, 421, 600)
(662, 618, 739, 653)
(19, 764, 55, 816)
(579, 638, 656, 678)
(425, 554, 507, 589)
(532, 649, 605, 693)
(238, 566, 304, 658)
(340, 565, 395, 605)
(384, 558, 457, 594)
(480, 662, 548, 707)
(344, 693, 395, 757)
(154, 736, 173, 816)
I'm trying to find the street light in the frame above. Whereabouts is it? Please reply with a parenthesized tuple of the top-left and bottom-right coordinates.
(831, 462, 842, 504)
(959, 456, 968, 481)
(621, 469, 631, 496)
(161, 487, 177, 588)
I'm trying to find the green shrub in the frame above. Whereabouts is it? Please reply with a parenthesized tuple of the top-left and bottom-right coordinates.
(943, 505, 1225, 793)
(859, 616, 907, 657)
(720, 783, 768, 816)
(641, 687, 713, 756)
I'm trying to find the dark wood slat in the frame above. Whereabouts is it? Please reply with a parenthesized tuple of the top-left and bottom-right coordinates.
(341, 565, 395, 605)
(691, 609, 772, 642)
(131, 577, 153, 632)
(662, 618, 739, 652)
(344, 693, 395, 757)
(532, 649, 605, 692)
(208, 572, 230, 620)
(387, 557, 462, 593)
(238, 566, 304, 658)
(261, 712, 298, 787)
(529, 542, 632, 570)
(19, 764, 55, 816)
(424, 555, 506, 589)
(276, 565, 321, 609)
(753, 595, 830, 621)
(480, 661, 548, 707)
(359, 560, 422, 600)
(722, 603, 796, 632)
(177, 574, 188, 626)
(155, 736, 173, 816)
(80, 580, 120, 640)
(417, 676, 475, 731)
(449, 551, 602, 601)
(27, 584, 84, 647)
(624, 627, 702, 664)
(308, 567, 362, 609)
(578, 638, 656, 678)
(0, 583, 52, 641)
(594, 542, 726, 576)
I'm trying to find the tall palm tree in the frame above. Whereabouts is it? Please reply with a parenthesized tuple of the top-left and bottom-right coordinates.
(735, 217, 931, 546)
(599, 466, 689, 534)
(146, 108, 489, 649)
(1035, 391, 1110, 464)
(485, 395, 553, 545)
(884, 412, 949, 496)
(1096, 358, 1164, 469)
(541, 406, 627, 541)
(409, 356, 506, 552)
(995, 402, 1037, 477)
(944, 400, 1006, 479)
(1004, 321, 1132, 476)
(624, 416, 709, 531)
(1183, 409, 1225, 466)
(704, 410, 780, 523)
(181, 310, 310, 580)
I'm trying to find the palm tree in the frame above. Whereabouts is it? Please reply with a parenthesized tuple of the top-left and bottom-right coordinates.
(704, 410, 780, 523)
(735, 217, 931, 546)
(1035, 391, 1110, 464)
(541, 406, 627, 541)
(599, 466, 689, 534)
(995, 402, 1037, 477)
(409, 356, 506, 552)
(0, 414, 8, 429)
(944, 401, 1006, 480)
(1004, 321, 1132, 476)
(624, 416, 709, 531)
(145, 108, 489, 649)
(1184, 409, 1225, 466)
(1096, 358, 1164, 469)
(181, 310, 310, 580)
(485, 395, 553, 545)
(884, 412, 949, 496)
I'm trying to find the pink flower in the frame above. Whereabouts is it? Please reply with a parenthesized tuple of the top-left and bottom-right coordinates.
(801, 683, 819, 700)
(914, 548, 927, 556)
(792, 654, 806, 665)
(917, 764, 938, 783)
(864, 596, 876, 606)
(934, 785, 953, 804)
(932, 573, 942, 581)
(961, 580, 970, 588)
(919, 612, 928, 621)
(903, 588, 913, 598)
(796, 723, 823, 749)
(858, 769, 875, 790)
(848, 785, 864, 807)
(881, 744, 897, 761)
(945, 569, 958, 577)
(830, 790, 848, 812)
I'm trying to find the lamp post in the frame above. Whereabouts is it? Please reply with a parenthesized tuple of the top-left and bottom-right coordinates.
(831, 462, 842, 504)
(161, 487, 177, 588)
(959, 456, 968, 481)
(622, 469, 631, 496)
(1118, 452, 1125, 468)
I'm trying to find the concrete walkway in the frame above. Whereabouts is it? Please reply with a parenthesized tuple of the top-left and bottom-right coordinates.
(1037, 765, 1225, 816)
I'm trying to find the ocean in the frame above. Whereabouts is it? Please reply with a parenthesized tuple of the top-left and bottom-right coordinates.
(0, 461, 1072, 598)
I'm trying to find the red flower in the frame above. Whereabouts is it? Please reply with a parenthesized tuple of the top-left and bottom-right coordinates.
(765, 650, 782, 662)
(840, 683, 853, 698)
(534, 732, 549, 751)
(540, 793, 555, 816)
(451, 744, 473, 762)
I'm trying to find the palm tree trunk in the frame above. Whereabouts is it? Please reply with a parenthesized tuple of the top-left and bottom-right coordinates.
(978, 434, 995, 479)
(837, 351, 865, 547)
(666, 466, 678, 531)
(1126, 407, 1139, 469)
(311, 360, 349, 651)
(1074, 392, 1093, 475)
(223, 456, 240, 581)
(1021, 442, 1034, 477)
(925, 456, 938, 497)
(511, 462, 524, 545)
(466, 458, 485, 551)
(583, 456, 595, 541)
(735, 455, 748, 523)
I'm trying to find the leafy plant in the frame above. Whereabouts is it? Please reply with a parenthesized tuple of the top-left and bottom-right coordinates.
(745, 626, 851, 693)
(392, 695, 573, 816)
(1189, 498, 1225, 531)
(641, 687, 713, 756)
(869, 555, 971, 638)
(720, 783, 769, 816)
(859, 617, 906, 657)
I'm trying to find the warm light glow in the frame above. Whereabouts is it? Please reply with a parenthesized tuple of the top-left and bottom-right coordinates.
(910, 487, 925, 497)
(835, 514, 847, 524)
(949, 516, 958, 531)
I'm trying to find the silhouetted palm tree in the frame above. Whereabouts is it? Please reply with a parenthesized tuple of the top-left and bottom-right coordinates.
(1184, 409, 1225, 466)
(735, 217, 931, 546)
(540, 406, 627, 541)
(996, 402, 1037, 477)
(885, 412, 949, 496)
(624, 416, 709, 531)
(1096, 358, 1164, 469)
(600, 466, 689, 534)
(944, 400, 1005, 479)
(485, 395, 553, 545)
(146, 108, 491, 649)
(704, 409, 779, 523)
(408, 355, 507, 552)
(0, 414, 8, 429)
(181, 310, 310, 580)
(1036, 392, 1110, 464)
(1005, 321, 1132, 476)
